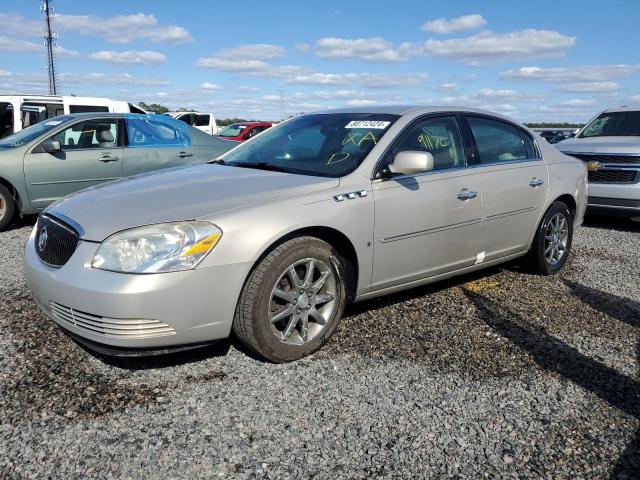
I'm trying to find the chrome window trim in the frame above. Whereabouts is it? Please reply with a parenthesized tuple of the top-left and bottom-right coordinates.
(373, 157, 544, 183)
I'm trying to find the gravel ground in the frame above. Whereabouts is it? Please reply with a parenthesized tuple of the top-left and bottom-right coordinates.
(1, 215, 639, 479)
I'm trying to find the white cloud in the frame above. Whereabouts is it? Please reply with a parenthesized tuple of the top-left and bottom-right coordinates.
(500, 65, 640, 82)
(196, 57, 270, 71)
(424, 29, 575, 63)
(0, 36, 41, 53)
(315, 37, 417, 63)
(0, 14, 41, 37)
(67, 72, 170, 86)
(421, 14, 487, 34)
(561, 99, 597, 107)
(238, 86, 259, 93)
(557, 82, 620, 93)
(435, 82, 458, 92)
(55, 13, 193, 44)
(346, 99, 379, 107)
(89, 50, 166, 65)
(200, 82, 223, 91)
(56, 46, 81, 59)
(0, 12, 193, 44)
(0, 35, 79, 59)
(286, 72, 428, 88)
(295, 43, 311, 53)
(216, 44, 284, 60)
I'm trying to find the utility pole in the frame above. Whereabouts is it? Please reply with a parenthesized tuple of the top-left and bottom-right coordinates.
(41, 0, 58, 95)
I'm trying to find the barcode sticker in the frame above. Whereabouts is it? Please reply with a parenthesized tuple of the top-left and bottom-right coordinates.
(345, 120, 391, 129)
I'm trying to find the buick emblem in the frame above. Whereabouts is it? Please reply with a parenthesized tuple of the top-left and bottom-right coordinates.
(38, 226, 49, 252)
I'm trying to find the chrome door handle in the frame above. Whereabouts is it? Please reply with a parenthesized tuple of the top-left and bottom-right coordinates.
(177, 151, 194, 158)
(529, 178, 545, 187)
(457, 190, 478, 201)
(98, 155, 119, 162)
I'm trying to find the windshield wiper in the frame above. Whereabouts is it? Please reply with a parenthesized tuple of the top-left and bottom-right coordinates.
(233, 162, 292, 173)
(208, 158, 226, 165)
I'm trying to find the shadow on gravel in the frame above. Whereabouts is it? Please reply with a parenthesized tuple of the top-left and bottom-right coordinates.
(91, 340, 233, 371)
(3, 214, 37, 232)
(582, 214, 640, 234)
(462, 285, 640, 479)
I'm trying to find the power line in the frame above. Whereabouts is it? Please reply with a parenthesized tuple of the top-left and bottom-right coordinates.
(41, 0, 59, 95)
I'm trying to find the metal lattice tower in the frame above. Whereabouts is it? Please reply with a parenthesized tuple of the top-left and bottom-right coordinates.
(41, 0, 59, 95)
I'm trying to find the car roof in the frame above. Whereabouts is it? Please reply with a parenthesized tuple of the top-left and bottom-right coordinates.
(312, 105, 524, 124)
(603, 105, 640, 113)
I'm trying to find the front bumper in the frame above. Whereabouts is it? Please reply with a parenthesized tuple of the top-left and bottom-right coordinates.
(587, 182, 640, 216)
(24, 227, 252, 350)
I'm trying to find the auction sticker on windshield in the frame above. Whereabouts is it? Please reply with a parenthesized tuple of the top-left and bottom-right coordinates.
(345, 120, 391, 129)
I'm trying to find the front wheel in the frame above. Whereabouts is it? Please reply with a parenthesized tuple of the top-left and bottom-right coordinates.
(233, 236, 347, 362)
(0, 184, 16, 231)
(525, 201, 573, 275)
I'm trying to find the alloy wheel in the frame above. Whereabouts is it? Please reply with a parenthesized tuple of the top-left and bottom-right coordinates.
(268, 257, 338, 346)
(544, 212, 569, 266)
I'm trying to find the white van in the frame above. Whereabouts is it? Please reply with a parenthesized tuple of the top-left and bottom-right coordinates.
(0, 95, 147, 139)
(170, 112, 219, 135)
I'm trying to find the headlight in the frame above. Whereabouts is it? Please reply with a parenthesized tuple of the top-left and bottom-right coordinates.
(92, 221, 222, 274)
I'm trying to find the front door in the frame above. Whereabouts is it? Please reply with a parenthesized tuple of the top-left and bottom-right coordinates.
(464, 115, 549, 260)
(24, 118, 123, 209)
(371, 115, 483, 291)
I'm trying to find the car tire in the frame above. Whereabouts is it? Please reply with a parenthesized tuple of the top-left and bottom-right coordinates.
(525, 201, 573, 275)
(0, 184, 16, 231)
(233, 236, 347, 362)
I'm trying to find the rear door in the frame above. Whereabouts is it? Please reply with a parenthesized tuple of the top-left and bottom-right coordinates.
(24, 117, 123, 209)
(122, 116, 196, 176)
(463, 115, 548, 260)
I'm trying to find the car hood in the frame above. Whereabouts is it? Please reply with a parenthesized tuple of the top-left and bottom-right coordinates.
(557, 136, 640, 155)
(48, 164, 339, 241)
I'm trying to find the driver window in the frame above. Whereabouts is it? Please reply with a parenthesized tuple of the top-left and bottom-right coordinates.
(50, 119, 119, 150)
(386, 116, 466, 171)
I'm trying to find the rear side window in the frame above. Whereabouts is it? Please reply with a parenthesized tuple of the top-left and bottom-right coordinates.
(126, 116, 192, 147)
(195, 114, 210, 127)
(467, 117, 529, 164)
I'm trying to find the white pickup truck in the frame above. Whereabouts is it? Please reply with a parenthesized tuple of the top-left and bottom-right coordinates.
(170, 112, 219, 136)
(0, 95, 146, 139)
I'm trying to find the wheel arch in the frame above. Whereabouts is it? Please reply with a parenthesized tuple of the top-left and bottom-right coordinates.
(552, 193, 577, 217)
(0, 175, 22, 213)
(250, 226, 360, 303)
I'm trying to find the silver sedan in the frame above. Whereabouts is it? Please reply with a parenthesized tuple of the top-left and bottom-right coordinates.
(24, 106, 588, 362)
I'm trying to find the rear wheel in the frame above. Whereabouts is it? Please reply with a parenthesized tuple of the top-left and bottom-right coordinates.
(526, 201, 573, 275)
(233, 236, 347, 362)
(0, 184, 16, 231)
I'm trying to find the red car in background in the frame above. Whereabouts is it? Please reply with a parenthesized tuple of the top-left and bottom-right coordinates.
(216, 121, 272, 142)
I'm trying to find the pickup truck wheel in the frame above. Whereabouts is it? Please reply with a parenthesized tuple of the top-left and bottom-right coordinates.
(233, 236, 347, 362)
(0, 184, 16, 230)
(526, 201, 573, 275)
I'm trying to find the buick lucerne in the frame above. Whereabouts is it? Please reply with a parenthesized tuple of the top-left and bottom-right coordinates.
(24, 106, 588, 362)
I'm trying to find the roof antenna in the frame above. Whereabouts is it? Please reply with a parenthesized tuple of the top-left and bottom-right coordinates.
(41, 0, 59, 95)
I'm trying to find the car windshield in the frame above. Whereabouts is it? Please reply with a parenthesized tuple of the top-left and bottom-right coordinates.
(220, 113, 399, 177)
(218, 124, 246, 137)
(580, 111, 640, 137)
(0, 115, 73, 148)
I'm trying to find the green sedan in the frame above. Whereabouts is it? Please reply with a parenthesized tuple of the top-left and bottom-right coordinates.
(0, 113, 237, 230)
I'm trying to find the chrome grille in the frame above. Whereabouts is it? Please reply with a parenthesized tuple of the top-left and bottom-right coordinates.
(570, 153, 640, 165)
(588, 169, 639, 184)
(49, 302, 176, 339)
(35, 214, 80, 267)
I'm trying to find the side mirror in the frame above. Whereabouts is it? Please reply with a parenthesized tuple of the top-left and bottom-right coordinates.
(42, 140, 62, 153)
(388, 151, 434, 175)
